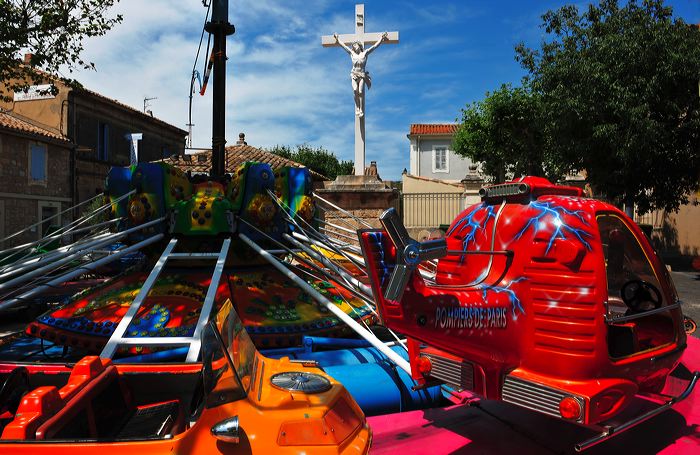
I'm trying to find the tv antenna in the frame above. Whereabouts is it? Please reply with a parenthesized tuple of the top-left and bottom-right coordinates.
(143, 96, 158, 115)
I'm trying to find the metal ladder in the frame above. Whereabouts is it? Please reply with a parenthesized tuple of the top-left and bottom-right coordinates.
(100, 237, 231, 362)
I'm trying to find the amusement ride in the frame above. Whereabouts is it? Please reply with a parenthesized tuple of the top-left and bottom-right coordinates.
(0, 1, 697, 453)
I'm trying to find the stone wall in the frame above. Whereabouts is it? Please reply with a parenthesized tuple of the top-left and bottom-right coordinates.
(0, 133, 72, 248)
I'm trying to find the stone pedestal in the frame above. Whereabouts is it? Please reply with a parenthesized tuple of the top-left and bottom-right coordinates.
(316, 175, 399, 230)
(461, 164, 485, 206)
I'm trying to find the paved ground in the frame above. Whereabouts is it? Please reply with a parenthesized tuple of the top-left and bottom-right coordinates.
(672, 271, 700, 338)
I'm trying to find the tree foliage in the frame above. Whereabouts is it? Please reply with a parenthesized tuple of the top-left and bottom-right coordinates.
(267, 144, 353, 180)
(515, 0, 700, 213)
(0, 0, 122, 101)
(453, 84, 557, 183)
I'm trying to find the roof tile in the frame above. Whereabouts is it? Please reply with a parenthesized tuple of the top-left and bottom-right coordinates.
(162, 144, 328, 180)
(0, 112, 69, 142)
(409, 124, 458, 135)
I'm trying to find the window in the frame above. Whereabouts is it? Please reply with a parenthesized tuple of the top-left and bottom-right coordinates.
(598, 213, 674, 358)
(37, 201, 61, 239)
(98, 122, 109, 161)
(433, 147, 448, 173)
(29, 143, 47, 184)
(598, 214, 661, 301)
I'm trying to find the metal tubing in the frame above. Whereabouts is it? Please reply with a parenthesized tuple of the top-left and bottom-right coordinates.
(0, 233, 124, 289)
(292, 232, 366, 269)
(319, 226, 359, 243)
(187, 238, 231, 362)
(605, 302, 682, 324)
(575, 371, 700, 452)
(284, 233, 372, 297)
(236, 217, 374, 306)
(101, 238, 179, 359)
(0, 217, 164, 288)
(314, 218, 357, 235)
(0, 192, 104, 245)
(240, 233, 411, 374)
(312, 192, 373, 228)
(0, 231, 114, 275)
(0, 234, 164, 312)
(0, 218, 121, 257)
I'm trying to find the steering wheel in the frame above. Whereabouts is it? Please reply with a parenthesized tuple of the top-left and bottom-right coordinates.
(620, 280, 662, 313)
(0, 366, 29, 416)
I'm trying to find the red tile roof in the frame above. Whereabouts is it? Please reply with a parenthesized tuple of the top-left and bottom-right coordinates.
(409, 124, 459, 135)
(0, 111, 69, 143)
(161, 144, 329, 180)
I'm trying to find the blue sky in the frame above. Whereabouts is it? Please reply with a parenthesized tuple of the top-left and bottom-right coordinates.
(71, 0, 700, 181)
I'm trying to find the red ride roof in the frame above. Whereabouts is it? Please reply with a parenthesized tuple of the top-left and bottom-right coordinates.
(409, 124, 459, 135)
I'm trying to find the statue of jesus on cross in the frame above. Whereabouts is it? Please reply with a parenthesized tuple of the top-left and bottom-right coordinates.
(322, 4, 399, 176)
(333, 31, 389, 118)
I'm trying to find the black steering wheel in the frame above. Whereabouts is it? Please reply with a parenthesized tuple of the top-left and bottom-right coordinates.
(0, 366, 30, 416)
(620, 280, 662, 314)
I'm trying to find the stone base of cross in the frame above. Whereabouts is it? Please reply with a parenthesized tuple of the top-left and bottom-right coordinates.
(322, 4, 399, 176)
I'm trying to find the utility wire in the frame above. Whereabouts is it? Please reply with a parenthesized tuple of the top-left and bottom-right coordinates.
(188, 1, 213, 146)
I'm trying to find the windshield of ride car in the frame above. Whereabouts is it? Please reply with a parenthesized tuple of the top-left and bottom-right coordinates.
(201, 322, 246, 407)
(214, 299, 257, 393)
(597, 214, 661, 304)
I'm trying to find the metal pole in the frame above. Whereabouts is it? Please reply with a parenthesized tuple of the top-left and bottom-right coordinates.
(206, 0, 235, 178)
(240, 233, 411, 374)
(0, 192, 104, 245)
(0, 218, 162, 290)
(0, 218, 121, 259)
(0, 234, 164, 312)
(283, 233, 372, 297)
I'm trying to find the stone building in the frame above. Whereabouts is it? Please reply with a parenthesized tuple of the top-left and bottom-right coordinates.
(0, 61, 187, 246)
(0, 112, 72, 247)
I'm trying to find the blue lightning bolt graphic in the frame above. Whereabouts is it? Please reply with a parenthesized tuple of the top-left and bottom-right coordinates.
(479, 278, 527, 317)
(447, 204, 496, 263)
(514, 201, 592, 253)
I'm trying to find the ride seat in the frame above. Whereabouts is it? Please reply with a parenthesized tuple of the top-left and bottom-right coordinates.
(58, 356, 111, 401)
(1, 386, 62, 440)
(35, 359, 182, 440)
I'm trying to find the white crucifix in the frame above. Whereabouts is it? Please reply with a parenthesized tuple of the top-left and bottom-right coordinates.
(322, 4, 399, 176)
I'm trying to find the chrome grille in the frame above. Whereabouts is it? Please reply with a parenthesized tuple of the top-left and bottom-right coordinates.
(422, 353, 474, 391)
(501, 375, 584, 422)
(270, 372, 331, 393)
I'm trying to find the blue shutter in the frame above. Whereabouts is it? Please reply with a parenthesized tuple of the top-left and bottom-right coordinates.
(30, 145, 46, 181)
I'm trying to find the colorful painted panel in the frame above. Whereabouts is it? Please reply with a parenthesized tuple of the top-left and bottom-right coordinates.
(274, 166, 316, 228)
(127, 163, 166, 235)
(172, 181, 232, 235)
(230, 267, 375, 348)
(105, 166, 132, 230)
(227, 162, 284, 242)
(162, 163, 192, 208)
(26, 272, 230, 353)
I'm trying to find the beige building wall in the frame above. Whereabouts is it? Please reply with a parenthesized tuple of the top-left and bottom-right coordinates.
(402, 174, 467, 229)
(402, 174, 464, 194)
(0, 79, 70, 137)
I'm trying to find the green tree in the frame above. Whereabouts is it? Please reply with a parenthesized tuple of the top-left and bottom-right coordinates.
(516, 0, 700, 214)
(453, 84, 556, 183)
(268, 144, 353, 180)
(0, 0, 122, 101)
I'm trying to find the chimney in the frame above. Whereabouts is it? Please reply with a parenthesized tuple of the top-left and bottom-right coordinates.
(236, 132, 247, 145)
(23, 53, 33, 65)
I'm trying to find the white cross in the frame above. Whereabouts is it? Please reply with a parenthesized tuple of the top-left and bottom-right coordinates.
(322, 4, 399, 176)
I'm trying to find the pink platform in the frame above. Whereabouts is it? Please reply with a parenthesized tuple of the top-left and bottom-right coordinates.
(369, 337, 700, 454)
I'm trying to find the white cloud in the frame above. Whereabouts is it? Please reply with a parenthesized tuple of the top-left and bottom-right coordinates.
(66, 0, 476, 180)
